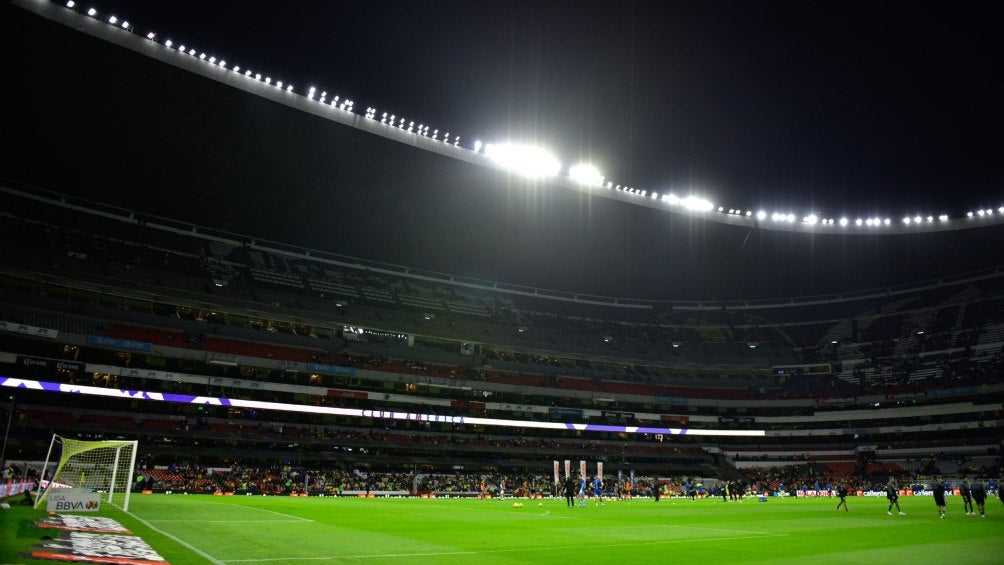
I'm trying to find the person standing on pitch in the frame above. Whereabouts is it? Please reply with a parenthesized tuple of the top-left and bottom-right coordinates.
(886, 477, 905, 515)
(970, 478, 987, 518)
(961, 476, 974, 515)
(932, 478, 947, 518)
(592, 476, 604, 506)
(577, 475, 587, 507)
(564, 476, 577, 507)
(835, 482, 850, 512)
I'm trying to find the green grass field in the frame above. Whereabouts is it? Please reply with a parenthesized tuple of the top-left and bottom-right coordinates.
(2, 494, 1002, 564)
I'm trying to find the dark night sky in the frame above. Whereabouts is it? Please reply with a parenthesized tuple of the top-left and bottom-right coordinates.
(3, 0, 1004, 301)
(51, 0, 1004, 216)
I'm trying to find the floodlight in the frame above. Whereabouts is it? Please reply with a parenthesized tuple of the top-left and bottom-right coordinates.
(121, 21, 129, 29)
(914, 215, 922, 223)
(209, 56, 216, 64)
(653, 192, 659, 199)
(804, 214, 818, 224)
(188, 49, 195, 55)
(926, 216, 933, 222)
(569, 163, 604, 186)
(681, 196, 714, 212)
(855, 219, 863, 226)
(286, 85, 293, 92)
(473, 140, 482, 152)
(264, 77, 271, 84)
(999, 207, 1004, 214)
(665, 194, 680, 205)
(165, 40, 172, 47)
(967, 211, 974, 217)
(839, 218, 849, 226)
(865, 219, 873, 226)
(255, 73, 261, 80)
(718, 206, 724, 212)
(939, 215, 948, 222)
(146, 32, 156, 40)
(884, 218, 891, 225)
(276, 81, 283, 88)
(87, 8, 96, 16)
(484, 143, 562, 178)
(756, 210, 767, 220)
(746, 211, 752, 216)
(108, 15, 117, 24)
(66, 1, 75, 7)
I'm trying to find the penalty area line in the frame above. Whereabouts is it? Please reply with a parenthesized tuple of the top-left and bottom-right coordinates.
(124, 509, 225, 565)
(214, 502, 314, 522)
(221, 533, 789, 562)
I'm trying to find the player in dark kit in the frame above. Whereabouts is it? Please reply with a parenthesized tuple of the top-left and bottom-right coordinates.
(886, 477, 905, 515)
(835, 482, 850, 512)
(970, 478, 987, 518)
(564, 476, 577, 507)
(961, 476, 974, 516)
(932, 478, 947, 518)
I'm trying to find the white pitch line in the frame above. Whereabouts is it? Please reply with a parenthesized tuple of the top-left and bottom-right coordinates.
(222, 533, 789, 562)
(124, 509, 226, 565)
(214, 502, 313, 522)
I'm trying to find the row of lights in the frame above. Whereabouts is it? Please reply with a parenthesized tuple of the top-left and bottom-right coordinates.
(59, 1, 1001, 230)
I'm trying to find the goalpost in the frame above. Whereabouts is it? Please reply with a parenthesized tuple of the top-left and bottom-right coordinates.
(35, 434, 139, 512)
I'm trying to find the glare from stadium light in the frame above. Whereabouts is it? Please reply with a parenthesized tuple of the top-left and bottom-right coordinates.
(121, 20, 130, 29)
(108, 15, 117, 24)
(474, 140, 484, 153)
(884, 218, 891, 225)
(569, 163, 604, 186)
(756, 210, 767, 220)
(66, 1, 75, 7)
(939, 214, 948, 222)
(164, 39, 172, 47)
(839, 218, 849, 226)
(178, 44, 185, 52)
(914, 215, 922, 223)
(209, 56, 216, 64)
(804, 214, 818, 225)
(87, 7, 96, 16)
(855, 218, 863, 226)
(485, 143, 562, 178)
(681, 196, 714, 212)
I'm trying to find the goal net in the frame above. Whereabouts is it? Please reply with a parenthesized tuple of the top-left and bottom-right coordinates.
(35, 434, 139, 511)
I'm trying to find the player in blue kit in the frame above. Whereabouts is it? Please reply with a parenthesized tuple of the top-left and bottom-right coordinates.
(592, 477, 604, 506)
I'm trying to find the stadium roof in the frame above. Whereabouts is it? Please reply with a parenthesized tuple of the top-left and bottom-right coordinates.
(3, 0, 1004, 301)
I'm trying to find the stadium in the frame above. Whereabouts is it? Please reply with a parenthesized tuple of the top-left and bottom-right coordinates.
(1, 1, 1002, 563)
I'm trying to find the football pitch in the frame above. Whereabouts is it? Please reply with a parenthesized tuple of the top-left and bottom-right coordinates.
(2, 494, 1003, 564)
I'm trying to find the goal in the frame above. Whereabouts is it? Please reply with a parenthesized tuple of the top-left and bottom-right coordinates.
(35, 434, 139, 511)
